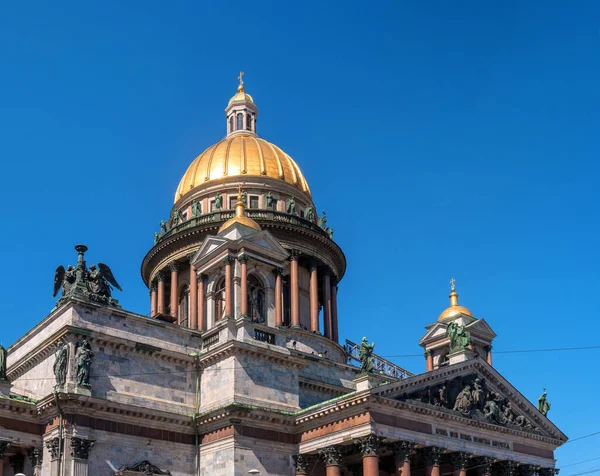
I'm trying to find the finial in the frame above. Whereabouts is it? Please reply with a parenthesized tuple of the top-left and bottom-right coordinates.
(449, 278, 459, 306)
(450, 277, 456, 293)
(235, 184, 246, 218)
(237, 71, 245, 92)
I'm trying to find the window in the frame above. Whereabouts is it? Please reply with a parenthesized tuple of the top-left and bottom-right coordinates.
(246, 114, 253, 131)
(249, 196, 259, 208)
(236, 113, 243, 130)
(179, 285, 189, 328)
(215, 277, 226, 321)
(229, 116, 234, 133)
(247, 275, 265, 322)
(229, 197, 237, 209)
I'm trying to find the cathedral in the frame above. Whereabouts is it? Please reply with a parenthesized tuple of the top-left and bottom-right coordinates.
(0, 76, 566, 476)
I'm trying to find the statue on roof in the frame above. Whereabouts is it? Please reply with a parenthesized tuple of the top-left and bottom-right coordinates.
(286, 197, 296, 215)
(160, 220, 169, 234)
(87, 264, 121, 298)
(538, 388, 551, 416)
(191, 200, 201, 217)
(326, 227, 334, 240)
(359, 337, 375, 374)
(265, 191, 274, 210)
(446, 321, 471, 352)
(53, 265, 76, 298)
(214, 193, 222, 211)
(172, 210, 180, 227)
(304, 206, 315, 222)
(0, 344, 7, 381)
(318, 211, 327, 229)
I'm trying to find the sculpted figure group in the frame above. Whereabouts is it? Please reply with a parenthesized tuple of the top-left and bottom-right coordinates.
(53, 338, 94, 390)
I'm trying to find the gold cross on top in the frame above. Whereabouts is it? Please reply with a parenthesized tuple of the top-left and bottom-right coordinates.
(238, 71, 244, 86)
(450, 277, 456, 292)
(237, 183, 243, 198)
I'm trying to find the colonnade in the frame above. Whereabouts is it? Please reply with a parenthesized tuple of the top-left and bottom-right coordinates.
(296, 437, 556, 476)
(149, 250, 339, 341)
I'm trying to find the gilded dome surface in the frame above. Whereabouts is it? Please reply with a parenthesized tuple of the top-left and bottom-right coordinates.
(438, 304, 474, 321)
(175, 134, 312, 203)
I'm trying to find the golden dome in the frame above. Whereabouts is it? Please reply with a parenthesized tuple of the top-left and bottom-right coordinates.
(175, 134, 312, 203)
(438, 279, 474, 321)
(218, 187, 261, 233)
(228, 84, 254, 105)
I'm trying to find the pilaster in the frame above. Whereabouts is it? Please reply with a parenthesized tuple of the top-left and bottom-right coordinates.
(70, 437, 95, 476)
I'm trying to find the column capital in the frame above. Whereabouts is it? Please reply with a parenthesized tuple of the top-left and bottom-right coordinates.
(0, 439, 11, 459)
(70, 437, 95, 460)
(10, 453, 25, 474)
(540, 469, 559, 476)
(294, 454, 312, 473)
(290, 249, 301, 260)
(169, 261, 181, 272)
(27, 446, 43, 467)
(222, 255, 235, 266)
(357, 434, 381, 457)
(424, 446, 445, 465)
(238, 254, 249, 264)
(45, 437, 60, 460)
(273, 267, 284, 277)
(473, 456, 495, 476)
(499, 460, 520, 476)
(196, 272, 207, 282)
(424, 349, 432, 357)
(451, 452, 472, 470)
(486, 344, 493, 351)
(308, 258, 319, 269)
(393, 441, 415, 461)
(521, 465, 541, 476)
(150, 281, 158, 291)
(187, 252, 196, 262)
(318, 445, 343, 466)
(157, 270, 167, 282)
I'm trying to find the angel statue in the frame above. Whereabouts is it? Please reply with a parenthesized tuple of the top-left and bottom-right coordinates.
(538, 388, 551, 416)
(359, 337, 375, 374)
(446, 322, 471, 352)
(53, 265, 77, 298)
(87, 263, 122, 298)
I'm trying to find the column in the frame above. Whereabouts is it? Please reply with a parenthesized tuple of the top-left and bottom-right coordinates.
(358, 435, 380, 476)
(9, 454, 24, 475)
(425, 350, 433, 371)
(150, 281, 158, 317)
(189, 262, 198, 330)
(451, 452, 471, 476)
(486, 345, 493, 366)
(0, 440, 9, 476)
(70, 437, 95, 476)
(27, 447, 43, 476)
(45, 437, 60, 476)
(331, 282, 339, 342)
(394, 441, 415, 476)
(157, 271, 166, 315)
(224, 257, 233, 318)
(294, 454, 311, 476)
(309, 261, 319, 333)
(239, 255, 249, 317)
(424, 447, 444, 476)
(274, 268, 283, 327)
(197, 274, 206, 331)
(290, 251, 300, 327)
(318, 446, 343, 476)
(323, 272, 332, 338)
(170, 262, 180, 321)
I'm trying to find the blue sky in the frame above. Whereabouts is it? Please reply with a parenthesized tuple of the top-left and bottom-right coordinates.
(1, 0, 599, 467)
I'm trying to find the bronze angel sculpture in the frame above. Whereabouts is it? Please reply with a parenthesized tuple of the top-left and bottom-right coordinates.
(87, 263, 121, 298)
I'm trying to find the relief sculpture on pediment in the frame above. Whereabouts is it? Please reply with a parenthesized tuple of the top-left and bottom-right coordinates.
(397, 373, 542, 434)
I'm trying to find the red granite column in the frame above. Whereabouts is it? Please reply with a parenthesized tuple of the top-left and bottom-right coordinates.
(319, 446, 343, 476)
(309, 261, 319, 332)
(170, 262, 180, 321)
(359, 435, 380, 476)
(275, 268, 283, 327)
(451, 452, 471, 476)
(150, 281, 158, 317)
(290, 251, 300, 327)
(331, 281, 339, 343)
(157, 271, 166, 315)
(424, 447, 444, 476)
(224, 257, 233, 317)
(486, 345, 493, 366)
(239, 254, 248, 317)
(425, 350, 433, 371)
(323, 272, 332, 338)
(197, 274, 206, 331)
(394, 442, 415, 476)
(189, 262, 198, 330)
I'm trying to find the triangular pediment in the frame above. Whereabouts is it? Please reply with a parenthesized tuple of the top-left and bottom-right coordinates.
(374, 359, 566, 443)
(243, 230, 289, 257)
(191, 236, 229, 264)
(466, 318, 497, 339)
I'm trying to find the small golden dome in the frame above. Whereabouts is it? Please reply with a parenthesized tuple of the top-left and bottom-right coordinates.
(218, 187, 261, 233)
(438, 279, 474, 321)
(228, 84, 254, 106)
(175, 135, 311, 203)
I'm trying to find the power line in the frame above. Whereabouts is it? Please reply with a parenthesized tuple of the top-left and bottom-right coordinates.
(564, 431, 600, 444)
(381, 345, 600, 358)
(566, 466, 600, 476)
(561, 457, 600, 469)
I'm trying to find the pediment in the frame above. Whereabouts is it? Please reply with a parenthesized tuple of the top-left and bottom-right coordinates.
(242, 230, 289, 258)
(192, 236, 229, 262)
(374, 359, 566, 442)
(466, 318, 497, 339)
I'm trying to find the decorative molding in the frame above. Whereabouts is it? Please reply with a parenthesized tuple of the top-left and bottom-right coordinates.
(70, 437, 95, 460)
(318, 445, 343, 466)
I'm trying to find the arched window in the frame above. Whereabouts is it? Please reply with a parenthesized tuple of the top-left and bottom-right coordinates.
(246, 114, 253, 131)
(247, 275, 265, 322)
(179, 285, 189, 328)
(214, 277, 226, 321)
(229, 116, 234, 133)
(236, 113, 243, 131)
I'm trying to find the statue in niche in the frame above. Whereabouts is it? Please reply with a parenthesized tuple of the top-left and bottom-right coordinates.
(53, 340, 69, 388)
(453, 384, 473, 415)
(538, 388, 551, 416)
(304, 206, 315, 222)
(265, 191, 273, 209)
(214, 193, 222, 210)
(87, 263, 121, 298)
(318, 211, 327, 229)
(446, 321, 471, 352)
(191, 200, 201, 217)
(471, 378, 485, 410)
(358, 337, 375, 374)
(484, 398, 506, 424)
(172, 210, 180, 227)
(286, 197, 296, 214)
(75, 338, 94, 388)
(53, 265, 76, 298)
(0, 344, 7, 380)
